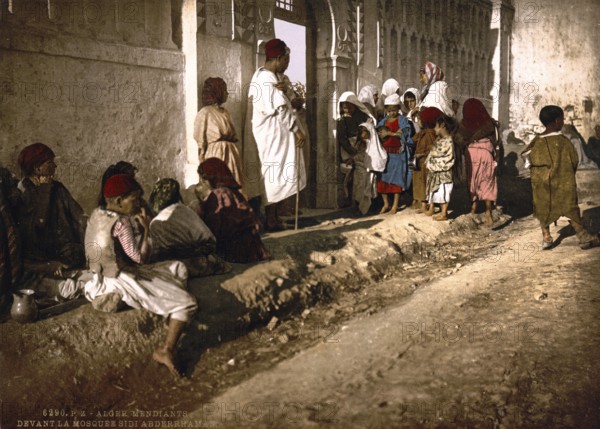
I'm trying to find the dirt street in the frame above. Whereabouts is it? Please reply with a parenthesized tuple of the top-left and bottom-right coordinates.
(184, 211, 600, 428)
(1, 169, 599, 429)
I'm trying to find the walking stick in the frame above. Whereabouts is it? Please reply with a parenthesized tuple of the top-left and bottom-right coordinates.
(295, 146, 300, 231)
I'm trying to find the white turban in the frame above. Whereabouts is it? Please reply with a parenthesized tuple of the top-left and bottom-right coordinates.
(384, 93, 401, 106)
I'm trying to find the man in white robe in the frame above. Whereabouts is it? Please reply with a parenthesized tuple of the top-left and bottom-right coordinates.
(249, 38, 306, 231)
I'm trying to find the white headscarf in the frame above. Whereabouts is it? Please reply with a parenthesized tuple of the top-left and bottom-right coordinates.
(381, 78, 400, 97)
(401, 88, 421, 106)
(339, 91, 375, 122)
(359, 121, 388, 173)
(384, 93, 401, 106)
(358, 84, 378, 107)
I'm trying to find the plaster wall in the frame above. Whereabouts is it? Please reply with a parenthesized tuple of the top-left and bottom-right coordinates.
(0, 0, 187, 213)
(509, 0, 600, 140)
(196, 34, 246, 144)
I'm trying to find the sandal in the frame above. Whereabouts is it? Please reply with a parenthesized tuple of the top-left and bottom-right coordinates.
(542, 236, 554, 250)
(576, 230, 600, 250)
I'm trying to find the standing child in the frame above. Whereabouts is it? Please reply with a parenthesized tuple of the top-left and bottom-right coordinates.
(529, 105, 600, 249)
(84, 174, 198, 376)
(462, 98, 499, 226)
(425, 115, 457, 220)
(377, 94, 414, 214)
(401, 88, 421, 134)
(412, 107, 444, 212)
(352, 122, 387, 215)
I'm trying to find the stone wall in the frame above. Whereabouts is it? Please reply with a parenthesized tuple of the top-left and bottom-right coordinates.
(509, 0, 600, 141)
(0, 0, 187, 213)
(382, 0, 512, 118)
(0, 0, 528, 213)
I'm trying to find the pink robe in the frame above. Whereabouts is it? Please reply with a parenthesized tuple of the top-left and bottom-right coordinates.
(466, 138, 497, 202)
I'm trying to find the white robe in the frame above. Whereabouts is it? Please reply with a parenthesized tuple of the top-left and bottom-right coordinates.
(568, 136, 598, 170)
(249, 67, 306, 205)
(83, 260, 196, 322)
(419, 81, 454, 117)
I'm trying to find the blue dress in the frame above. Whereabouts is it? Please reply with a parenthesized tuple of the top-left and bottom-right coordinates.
(376, 115, 414, 192)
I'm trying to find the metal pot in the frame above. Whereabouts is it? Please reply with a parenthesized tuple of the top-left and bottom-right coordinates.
(11, 289, 39, 323)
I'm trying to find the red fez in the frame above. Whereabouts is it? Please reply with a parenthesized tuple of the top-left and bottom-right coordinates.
(419, 107, 444, 129)
(462, 98, 493, 133)
(265, 39, 289, 59)
(18, 143, 55, 175)
(103, 174, 139, 199)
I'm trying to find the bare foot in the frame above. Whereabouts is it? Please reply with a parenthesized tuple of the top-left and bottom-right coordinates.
(153, 349, 181, 377)
(379, 205, 390, 214)
(432, 214, 447, 221)
(425, 209, 434, 217)
(485, 211, 493, 226)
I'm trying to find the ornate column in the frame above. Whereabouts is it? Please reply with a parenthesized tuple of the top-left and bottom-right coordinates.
(490, 0, 514, 129)
(312, 0, 356, 208)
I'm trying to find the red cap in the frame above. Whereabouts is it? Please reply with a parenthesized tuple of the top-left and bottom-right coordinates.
(265, 39, 289, 59)
(419, 107, 444, 128)
(103, 174, 139, 199)
(18, 143, 55, 175)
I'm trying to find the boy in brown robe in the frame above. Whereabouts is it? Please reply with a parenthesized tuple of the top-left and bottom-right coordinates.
(529, 106, 599, 249)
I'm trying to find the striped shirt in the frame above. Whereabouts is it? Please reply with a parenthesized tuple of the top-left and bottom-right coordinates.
(112, 216, 143, 264)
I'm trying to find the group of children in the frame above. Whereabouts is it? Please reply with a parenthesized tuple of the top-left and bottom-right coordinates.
(337, 85, 460, 221)
(339, 75, 599, 250)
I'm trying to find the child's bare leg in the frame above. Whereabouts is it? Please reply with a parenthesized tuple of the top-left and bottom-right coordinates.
(568, 219, 584, 233)
(434, 203, 448, 220)
(380, 194, 390, 214)
(388, 193, 400, 214)
(470, 200, 477, 214)
(485, 200, 493, 225)
(541, 225, 552, 248)
(153, 318, 186, 377)
(425, 202, 434, 216)
(418, 201, 427, 213)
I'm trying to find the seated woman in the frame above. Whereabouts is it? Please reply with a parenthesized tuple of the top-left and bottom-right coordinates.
(562, 124, 598, 170)
(0, 166, 23, 309)
(148, 178, 229, 276)
(17, 143, 86, 276)
(198, 158, 271, 263)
